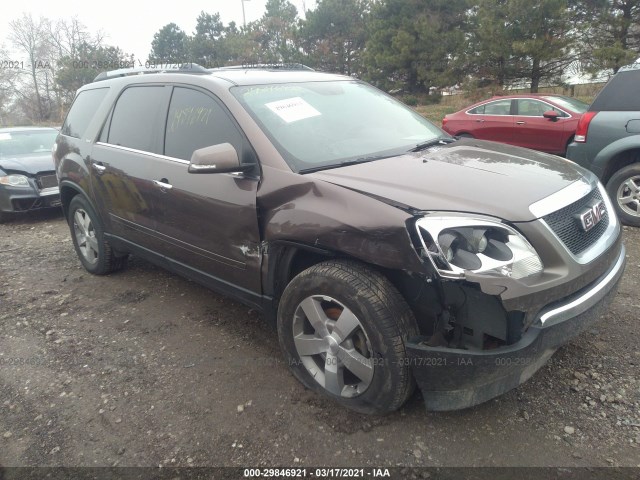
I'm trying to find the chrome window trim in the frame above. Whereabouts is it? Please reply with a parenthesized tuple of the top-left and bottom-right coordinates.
(465, 98, 572, 118)
(95, 142, 190, 165)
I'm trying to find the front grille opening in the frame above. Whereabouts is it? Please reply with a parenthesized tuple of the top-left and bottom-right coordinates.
(543, 188, 609, 255)
(37, 174, 58, 189)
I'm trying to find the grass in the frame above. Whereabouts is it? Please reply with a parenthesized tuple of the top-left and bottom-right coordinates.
(415, 104, 459, 125)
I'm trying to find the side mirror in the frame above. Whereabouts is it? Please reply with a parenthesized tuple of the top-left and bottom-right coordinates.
(188, 143, 253, 174)
(543, 110, 560, 121)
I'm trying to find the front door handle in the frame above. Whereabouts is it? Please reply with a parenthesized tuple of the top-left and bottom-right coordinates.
(475, 119, 485, 123)
(152, 179, 173, 191)
(516, 121, 526, 125)
(92, 162, 106, 174)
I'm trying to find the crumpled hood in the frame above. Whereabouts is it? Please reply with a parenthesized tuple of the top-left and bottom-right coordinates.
(308, 139, 594, 222)
(0, 153, 55, 175)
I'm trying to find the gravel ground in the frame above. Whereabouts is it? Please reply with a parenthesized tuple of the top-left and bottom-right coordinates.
(0, 209, 639, 469)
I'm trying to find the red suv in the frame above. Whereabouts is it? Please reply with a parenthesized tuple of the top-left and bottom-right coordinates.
(442, 94, 589, 155)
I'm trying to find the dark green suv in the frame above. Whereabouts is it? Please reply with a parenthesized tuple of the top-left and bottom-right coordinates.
(567, 62, 640, 226)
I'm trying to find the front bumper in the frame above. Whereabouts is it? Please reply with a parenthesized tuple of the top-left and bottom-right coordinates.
(406, 245, 626, 411)
(0, 185, 61, 214)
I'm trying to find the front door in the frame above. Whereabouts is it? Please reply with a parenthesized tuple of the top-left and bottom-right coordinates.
(150, 86, 262, 294)
(512, 99, 566, 153)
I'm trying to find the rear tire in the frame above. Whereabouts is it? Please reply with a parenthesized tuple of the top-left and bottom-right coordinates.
(606, 164, 640, 227)
(277, 260, 419, 414)
(457, 133, 474, 138)
(67, 195, 128, 274)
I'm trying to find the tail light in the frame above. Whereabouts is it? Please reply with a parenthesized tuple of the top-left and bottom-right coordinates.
(442, 117, 448, 128)
(574, 112, 597, 143)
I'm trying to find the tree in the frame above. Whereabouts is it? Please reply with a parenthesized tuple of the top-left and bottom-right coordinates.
(252, 0, 301, 63)
(574, 0, 640, 75)
(149, 23, 188, 63)
(299, 0, 370, 75)
(9, 13, 54, 122)
(47, 18, 105, 117)
(56, 43, 131, 106)
(220, 22, 262, 65)
(364, 0, 469, 93)
(189, 12, 226, 67)
(466, 0, 578, 92)
(0, 46, 22, 125)
(466, 0, 525, 88)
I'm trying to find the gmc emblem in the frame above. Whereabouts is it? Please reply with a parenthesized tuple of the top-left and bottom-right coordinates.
(578, 200, 606, 232)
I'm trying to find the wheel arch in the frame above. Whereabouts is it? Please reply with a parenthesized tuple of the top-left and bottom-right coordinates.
(262, 240, 440, 336)
(601, 148, 640, 185)
(59, 180, 92, 220)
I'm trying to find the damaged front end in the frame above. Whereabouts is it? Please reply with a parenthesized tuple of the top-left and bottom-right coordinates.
(403, 193, 625, 411)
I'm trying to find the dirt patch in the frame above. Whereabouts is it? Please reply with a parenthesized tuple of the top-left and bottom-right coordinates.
(0, 210, 639, 467)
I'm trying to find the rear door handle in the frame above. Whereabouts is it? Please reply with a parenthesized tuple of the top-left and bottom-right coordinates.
(92, 162, 106, 174)
(475, 119, 485, 123)
(516, 121, 526, 125)
(152, 179, 173, 191)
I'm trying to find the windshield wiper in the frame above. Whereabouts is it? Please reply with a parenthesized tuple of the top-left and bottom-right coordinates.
(410, 137, 456, 152)
(299, 154, 394, 174)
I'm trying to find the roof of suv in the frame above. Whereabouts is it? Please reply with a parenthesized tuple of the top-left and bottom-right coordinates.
(207, 69, 350, 86)
(92, 64, 349, 87)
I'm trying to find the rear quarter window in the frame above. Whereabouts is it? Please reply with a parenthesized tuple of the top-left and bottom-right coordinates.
(61, 88, 110, 138)
(590, 70, 640, 112)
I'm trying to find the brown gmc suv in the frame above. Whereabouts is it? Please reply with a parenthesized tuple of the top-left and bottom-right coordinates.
(54, 65, 626, 414)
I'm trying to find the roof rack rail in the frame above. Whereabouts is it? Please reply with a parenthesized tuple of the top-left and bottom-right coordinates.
(93, 63, 209, 82)
(210, 63, 314, 72)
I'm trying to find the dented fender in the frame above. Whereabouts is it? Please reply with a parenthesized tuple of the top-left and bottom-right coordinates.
(257, 165, 425, 273)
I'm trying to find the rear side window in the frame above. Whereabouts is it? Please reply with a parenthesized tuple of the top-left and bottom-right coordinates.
(469, 99, 512, 115)
(164, 87, 244, 161)
(590, 70, 640, 112)
(61, 88, 109, 138)
(107, 86, 169, 153)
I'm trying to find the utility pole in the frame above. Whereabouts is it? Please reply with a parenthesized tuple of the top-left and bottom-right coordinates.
(242, 0, 251, 28)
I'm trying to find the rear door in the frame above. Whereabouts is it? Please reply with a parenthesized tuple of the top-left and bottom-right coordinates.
(512, 98, 567, 153)
(90, 85, 171, 249)
(150, 86, 262, 293)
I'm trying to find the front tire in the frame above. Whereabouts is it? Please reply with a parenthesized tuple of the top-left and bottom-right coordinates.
(277, 260, 419, 414)
(606, 164, 640, 227)
(67, 195, 127, 274)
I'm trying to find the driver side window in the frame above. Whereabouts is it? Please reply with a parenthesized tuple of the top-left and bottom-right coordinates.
(164, 87, 250, 163)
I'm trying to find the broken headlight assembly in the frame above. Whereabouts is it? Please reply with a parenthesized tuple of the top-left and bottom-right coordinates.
(415, 216, 543, 280)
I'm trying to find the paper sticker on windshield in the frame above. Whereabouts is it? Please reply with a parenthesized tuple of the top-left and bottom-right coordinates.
(0, 133, 11, 141)
(265, 97, 321, 123)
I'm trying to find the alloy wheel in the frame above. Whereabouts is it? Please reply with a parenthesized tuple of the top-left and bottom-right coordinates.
(292, 295, 374, 398)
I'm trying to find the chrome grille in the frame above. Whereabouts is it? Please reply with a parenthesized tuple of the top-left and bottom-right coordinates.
(37, 174, 58, 189)
(543, 188, 609, 255)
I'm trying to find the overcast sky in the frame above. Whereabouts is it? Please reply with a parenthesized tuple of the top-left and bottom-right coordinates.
(1, 0, 317, 63)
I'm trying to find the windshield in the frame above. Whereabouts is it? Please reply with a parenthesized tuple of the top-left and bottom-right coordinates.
(0, 129, 58, 157)
(542, 96, 589, 114)
(232, 81, 445, 172)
